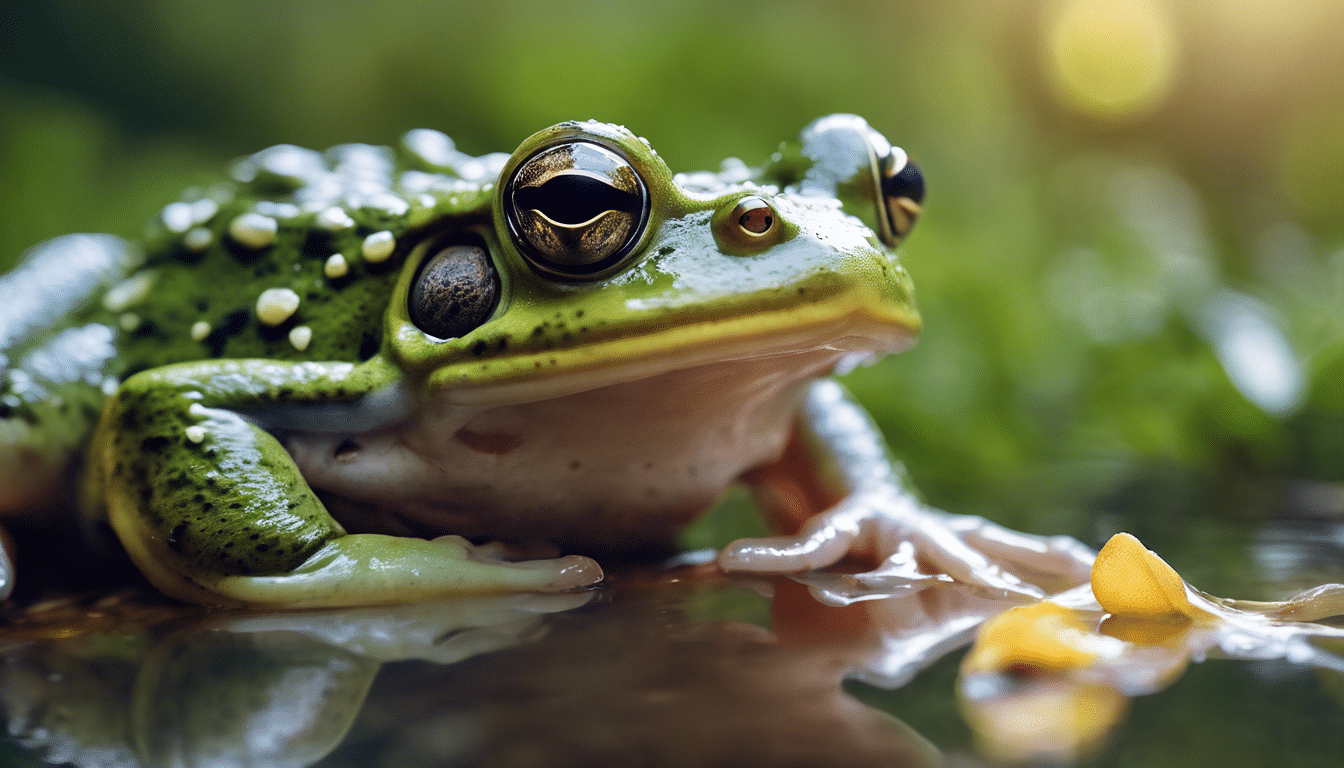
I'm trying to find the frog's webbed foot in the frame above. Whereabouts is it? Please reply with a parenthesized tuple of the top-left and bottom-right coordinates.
(718, 488, 1094, 599)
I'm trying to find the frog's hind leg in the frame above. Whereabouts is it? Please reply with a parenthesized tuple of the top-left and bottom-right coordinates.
(94, 362, 602, 608)
(0, 235, 141, 599)
(0, 235, 138, 513)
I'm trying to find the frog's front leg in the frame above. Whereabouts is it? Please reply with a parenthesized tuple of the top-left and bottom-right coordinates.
(89, 360, 601, 607)
(719, 380, 1094, 598)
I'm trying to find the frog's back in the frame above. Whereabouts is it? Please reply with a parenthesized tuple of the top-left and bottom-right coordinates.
(0, 131, 499, 512)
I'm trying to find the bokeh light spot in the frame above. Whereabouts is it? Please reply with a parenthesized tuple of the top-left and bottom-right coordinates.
(1045, 0, 1180, 120)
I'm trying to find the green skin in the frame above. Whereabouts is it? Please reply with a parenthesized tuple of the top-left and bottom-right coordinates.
(1, 117, 1088, 608)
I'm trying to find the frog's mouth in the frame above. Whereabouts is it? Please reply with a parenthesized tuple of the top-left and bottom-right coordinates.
(433, 299, 918, 407)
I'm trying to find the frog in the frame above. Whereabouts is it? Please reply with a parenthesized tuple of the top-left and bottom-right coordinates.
(0, 115, 1094, 607)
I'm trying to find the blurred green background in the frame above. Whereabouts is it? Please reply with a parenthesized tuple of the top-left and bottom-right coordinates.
(4, 0, 1344, 576)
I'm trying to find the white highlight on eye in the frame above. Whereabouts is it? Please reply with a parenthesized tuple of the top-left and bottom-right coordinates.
(316, 206, 354, 231)
(103, 271, 156, 312)
(362, 231, 396, 262)
(183, 227, 213, 251)
(185, 425, 207, 444)
(256, 288, 301, 326)
(324, 253, 349, 279)
(229, 213, 278, 248)
(288, 325, 313, 351)
(191, 321, 212, 342)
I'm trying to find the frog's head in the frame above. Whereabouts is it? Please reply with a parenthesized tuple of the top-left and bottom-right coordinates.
(388, 115, 923, 404)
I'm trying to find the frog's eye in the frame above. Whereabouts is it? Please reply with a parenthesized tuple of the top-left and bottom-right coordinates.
(733, 197, 775, 236)
(409, 244, 501, 340)
(877, 148, 924, 247)
(713, 195, 785, 254)
(505, 141, 650, 280)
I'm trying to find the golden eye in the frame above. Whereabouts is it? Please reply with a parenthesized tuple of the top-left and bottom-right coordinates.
(734, 196, 775, 235)
(505, 141, 649, 280)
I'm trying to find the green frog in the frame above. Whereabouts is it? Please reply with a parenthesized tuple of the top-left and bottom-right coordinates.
(0, 115, 1092, 607)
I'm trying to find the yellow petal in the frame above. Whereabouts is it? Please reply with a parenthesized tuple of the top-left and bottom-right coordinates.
(963, 602, 1105, 674)
(1092, 533, 1197, 620)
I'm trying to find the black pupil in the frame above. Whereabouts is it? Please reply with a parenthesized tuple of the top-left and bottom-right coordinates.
(515, 174, 640, 225)
(884, 160, 925, 204)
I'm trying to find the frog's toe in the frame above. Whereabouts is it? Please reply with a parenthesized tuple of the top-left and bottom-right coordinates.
(944, 516, 1095, 583)
(717, 508, 862, 573)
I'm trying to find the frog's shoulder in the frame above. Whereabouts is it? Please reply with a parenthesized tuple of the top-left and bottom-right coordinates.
(114, 131, 505, 375)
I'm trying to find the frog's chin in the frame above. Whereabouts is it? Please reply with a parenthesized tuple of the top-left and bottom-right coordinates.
(439, 311, 916, 407)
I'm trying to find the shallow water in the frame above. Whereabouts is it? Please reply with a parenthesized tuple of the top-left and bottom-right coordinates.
(3, 499, 1344, 768)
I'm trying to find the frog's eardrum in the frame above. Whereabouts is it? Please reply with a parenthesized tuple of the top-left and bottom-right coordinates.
(408, 244, 500, 340)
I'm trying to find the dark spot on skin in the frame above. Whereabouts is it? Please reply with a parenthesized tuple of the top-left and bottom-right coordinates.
(250, 533, 261, 540)
(256, 544, 270, 553)
(167, 522, 188, 551)
(140, 436, 171, 452)
(575, 310, 585, 318)
(192, 493, 204, 503)
(196, 301, 209, 312)
(454, 429, 524, 455)
(359, 332, 379, 361)
(496, 337, 508, 351)
(335, 439, 360, 459)
(532, 326, 544, 337)
(659, 246, 675, 255)
(470, 340, 488, 356)
(258, 322, 289, 343)
(798, 287, 806, 296)
(570, 461, 581, 470)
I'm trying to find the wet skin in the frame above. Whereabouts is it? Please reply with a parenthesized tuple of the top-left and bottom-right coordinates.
(0, 115, 1092, 607)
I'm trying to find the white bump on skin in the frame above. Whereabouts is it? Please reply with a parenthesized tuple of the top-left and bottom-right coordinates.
(289, 325, 313, 351)
(323, 253, 349, 279)
(229, 212, 278, 248)
(190, 198, 219, 225)
(316, 206, 355, 231)
(191, 320, 211, 342)
(362, 231, 395, 263)
(185, 425, 207, 444)
(188, 403, 210, 418)
(103, 271, 156, 312)
(162, 202, 194, 233)
(256, 288, 301, 326)
(119, 313, 141, 332)
(183, 227, 213, 251)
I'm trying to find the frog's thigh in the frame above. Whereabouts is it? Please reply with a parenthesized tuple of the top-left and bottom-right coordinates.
(96, 384, 345, 605)
(97, 382, 600, 607)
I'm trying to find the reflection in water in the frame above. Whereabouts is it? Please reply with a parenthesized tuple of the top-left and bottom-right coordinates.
(0, 554, 1342, 767)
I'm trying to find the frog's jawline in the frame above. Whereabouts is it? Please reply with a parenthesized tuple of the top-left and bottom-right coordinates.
(282, 342, 856, 549)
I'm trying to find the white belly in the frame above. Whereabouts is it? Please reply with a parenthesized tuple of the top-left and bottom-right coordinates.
(283, 349, 843, 548)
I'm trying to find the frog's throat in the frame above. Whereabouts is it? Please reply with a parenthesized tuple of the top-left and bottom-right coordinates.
(430, 305, 916, 407)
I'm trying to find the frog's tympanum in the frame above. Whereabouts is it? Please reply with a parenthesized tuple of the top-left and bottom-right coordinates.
(0, 116, 1092, 607)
